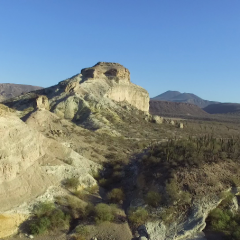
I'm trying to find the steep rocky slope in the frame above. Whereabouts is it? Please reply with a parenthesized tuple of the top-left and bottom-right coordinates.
(150, 100, 209, 117)
(152, 91, 219, 108)
(0, 106, 98, 238)
(0, 83, 42, 101)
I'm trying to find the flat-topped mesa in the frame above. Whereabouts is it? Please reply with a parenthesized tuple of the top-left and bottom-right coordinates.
(79, 62, 149, 112)
(81, 62, 130, 83)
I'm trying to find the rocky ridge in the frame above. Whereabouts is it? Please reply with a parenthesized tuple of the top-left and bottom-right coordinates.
(4, 62, 149, 132)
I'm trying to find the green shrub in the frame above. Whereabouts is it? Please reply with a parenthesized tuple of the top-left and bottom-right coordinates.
(98, 178, 112, 188)
(159, 206, 175, 224)
(208, 208, 240, 239)
(145, 191, 162, 208)
(165, 179, 180, 205)
(33, 202, 55, 218)
(94, 203, 114, 224)
(64, 177, 80, 189)
(107, 188, 125, 203)
(128, 207, 148, 226)
(75, 225, 90, 236)
(208, 208, 232, 231)
(84, 203, 95, 218)
(232, 227, 240, 239)
(64, 195, 87, 219)
(29, 217, 51, 235)
(48, 208, 70, 230)
(179, 191, 191, 205)
(29, 202, 70, 235)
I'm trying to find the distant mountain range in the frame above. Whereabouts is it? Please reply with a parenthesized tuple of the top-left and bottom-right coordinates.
(0, 83, 42, 102)
(152, 90, 219, 108)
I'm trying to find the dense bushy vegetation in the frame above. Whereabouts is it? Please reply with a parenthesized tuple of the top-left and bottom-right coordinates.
(94, 203, 116, 224)
(64, 177, 80, 189)
(144, 135, 240, 167)
(28, 194, 123, 235)
(207, 194, 240, 240)
(128, 207, 149, 226)
(142, 136, 240, 180)
(145, 191, 162, 208)
(107, 188, 125, 203)
(27, 134, 240, 236)
(28, 202, 70, 235)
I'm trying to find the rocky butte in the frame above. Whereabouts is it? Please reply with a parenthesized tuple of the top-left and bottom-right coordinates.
(81, 62, 149, 112)
(0, 62, 152, 238)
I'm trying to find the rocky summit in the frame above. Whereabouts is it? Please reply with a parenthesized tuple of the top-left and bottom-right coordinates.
(80, 62, 149, 112)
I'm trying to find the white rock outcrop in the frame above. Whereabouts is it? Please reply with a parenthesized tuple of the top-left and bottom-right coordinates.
(36, 95, 49, 110)
(52, 62, 149, 119)
(0, 109, 98, 238)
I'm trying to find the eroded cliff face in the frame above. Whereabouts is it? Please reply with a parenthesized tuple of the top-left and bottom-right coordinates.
(0, 108, 98, 238)
(106, 84, 149, 112)
(80, 62, 149, 112)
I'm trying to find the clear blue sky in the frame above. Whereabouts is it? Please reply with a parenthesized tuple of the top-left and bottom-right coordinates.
(0, 1, 239, 103)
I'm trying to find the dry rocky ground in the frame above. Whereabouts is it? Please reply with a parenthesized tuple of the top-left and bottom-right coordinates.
(1, 62, 240, 240)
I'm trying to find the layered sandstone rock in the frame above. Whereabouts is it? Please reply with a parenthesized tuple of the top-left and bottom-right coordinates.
(106, 84, 149, 112)
(80, 62, 149, 112)
(81, 62, 130, 83)
(65, 81, 80, 93)
(0, 110, 98, 238)
(36, 95, 49, 110)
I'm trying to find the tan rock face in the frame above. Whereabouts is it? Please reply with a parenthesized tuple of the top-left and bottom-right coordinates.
(36, 95, 49, 110)
(80, 62, 149, 112)
(106, 84, 149, 112)
(0, 111, 99, 237)
(81, 62, 130, 83)
(0, 213, 27, 238)
(65, 81, 80, 93)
